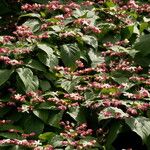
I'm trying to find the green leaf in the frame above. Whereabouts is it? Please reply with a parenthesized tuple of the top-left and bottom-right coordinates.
(0, 124, 23, 133)
(125, 117, 150, 143)
(23, 115, 44, 134)
(37, 43, 53, 54)
(111, 45, 138, 58)
(59, 76, 80, 92)
(88, 49, 104, 67)
(121, 25, 134, 39)
(101, 87, 118, 95)
(33, 110, 49, 123)
(39, 80, 51, 91)
(50, 25, 62, 32)
(65, 146, 74, 150)
(112, 77, 128, 84)
(23, 19, 41, 32)
(0, 132, 22, 140)
(49, 135, 63, 148)
(20, 13, 41, 19)
(84, 91, 97, 101)
(60, 43, 80, 69)
(39, 132, 56, 141)
(82, 35, 98, 49)
(105, 0, 115, 7)
(37, 102, 56, 110)
(145, 135, 150, 150)
(68, 106, 86, 123)
(48, 111, 64, 128)
(111, 70, 132, 78)
(0, 69, 13, 86)
(140, 22, 148, 33)
(72, 9, 85, 18)
(105, 121, 122, 150)
(134, 54, 150, 67)
(25, 59, 47, 72)
(134, 34, 150, 56)
(16, 68, 39, 92)
(6, 111, 22, 122)
(37, 43, 58, 69)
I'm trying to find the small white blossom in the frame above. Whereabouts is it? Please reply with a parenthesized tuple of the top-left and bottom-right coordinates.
(21, 105, 30, 113)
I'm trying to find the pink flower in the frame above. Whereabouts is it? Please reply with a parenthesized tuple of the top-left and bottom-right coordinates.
(127, 108, 138, 115)
(127, 0, 138, 9)
(75, 60, 84, 68)
(81, 1, 94, 6)
(139, 87, 150, 97)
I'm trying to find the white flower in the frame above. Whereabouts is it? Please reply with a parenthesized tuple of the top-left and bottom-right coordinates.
(129, 66, 136, 71)
(121, 83, 130, 88)
(14, 94, 22, 100)
(21, 105, 30, 113)
(33, 140, 42, 146)
(123, 92, 133, 98)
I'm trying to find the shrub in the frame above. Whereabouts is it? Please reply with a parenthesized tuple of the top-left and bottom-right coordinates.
(0, 0, 150, 149)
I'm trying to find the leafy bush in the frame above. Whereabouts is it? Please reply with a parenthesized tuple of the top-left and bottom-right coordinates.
(0, 0, 150, 149)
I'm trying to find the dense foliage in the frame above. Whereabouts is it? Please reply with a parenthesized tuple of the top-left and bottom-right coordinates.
(0, 0, 150, 149)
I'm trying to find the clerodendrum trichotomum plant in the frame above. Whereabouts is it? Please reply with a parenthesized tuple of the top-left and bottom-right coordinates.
(0, 0, 150, 150)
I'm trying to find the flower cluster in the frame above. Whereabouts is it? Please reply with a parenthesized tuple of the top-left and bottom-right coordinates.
(0, 139, 42, 148)
(13, 25, 49, 39)
(0, 56, 23, 65)
(0, 36, 15, 44)
(60, 121, 97, 149)
(47, 95, 80, 110)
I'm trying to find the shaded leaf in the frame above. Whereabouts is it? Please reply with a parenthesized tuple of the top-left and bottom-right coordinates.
(88, 49, 104, 67)
(48, 111, 64, 128)
(134, 34, 150, 56)
(49, 135, 63, 148)
(125, 117, 150, 143)
(16, 68, 39, 92)
(25, 59, 47, 72)
(0, 124, 23, 133)
(33, 110, 49, 123)
(39, 80, 51, 91)
(0, 132, 22, 140)
(105, 121, 122, 150)
(23, 19, 41, 32)
(60, 43, 80, 69)
(68, 106, 86, 123)
(23, 115, 44, 134)
(0, 69, 13, 86)
(37, 43, 58, 69)
(82, 35, 98, 49)
(59, 76, 80, 92)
